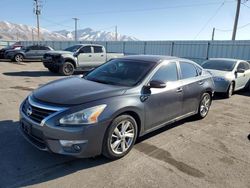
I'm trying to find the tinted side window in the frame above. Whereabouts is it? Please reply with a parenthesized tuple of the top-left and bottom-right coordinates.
(39, 46, 50, 50)
(151, 62, 178, 82)
(80, 46, 92, 53)
(94, 46, 103, 53)
(237, 62, 245, 70)
(180, 62, 198, 79)
(244, 62, 250, 70)
(29, 46, 36, 50)
(196, 66, 203, 75)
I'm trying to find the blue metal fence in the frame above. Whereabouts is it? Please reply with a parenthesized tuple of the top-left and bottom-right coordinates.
(1, 40, 250, 64)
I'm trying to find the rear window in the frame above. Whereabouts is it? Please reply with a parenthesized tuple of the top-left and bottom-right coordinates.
(202, 60, 236, 71)
(180, 62, 198, 79)
(94, 46, 103, 53)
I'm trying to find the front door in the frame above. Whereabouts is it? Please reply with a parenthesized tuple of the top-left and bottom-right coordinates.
(77, 45, 94, 68)
(235, 62, 250, 90)
(179, 61, 204, 115)
(144, 62, 183, 131)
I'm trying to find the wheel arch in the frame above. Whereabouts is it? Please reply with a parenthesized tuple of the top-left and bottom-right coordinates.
(64, 58, 77, 68)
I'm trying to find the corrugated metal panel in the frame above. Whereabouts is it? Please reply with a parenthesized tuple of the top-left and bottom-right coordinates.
(106, 41, 124, 53)
(124, 41, 145, 55)
(145, 41, 172, 55)
(11, 40, 250, 61)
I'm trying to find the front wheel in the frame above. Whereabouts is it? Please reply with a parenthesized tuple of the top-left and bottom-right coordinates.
(14, 54, 24, 62)
(196, 93, 212, 119)
(226, 82, 234, 98)
(59, 62, 75, 76)
(102, 115, 138, 160)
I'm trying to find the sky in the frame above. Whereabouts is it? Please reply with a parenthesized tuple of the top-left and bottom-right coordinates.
(0, 0, 250, 40)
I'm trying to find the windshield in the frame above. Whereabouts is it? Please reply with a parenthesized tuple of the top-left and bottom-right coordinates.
(202, 60, 236, 71)
(64, 45, 82, 52)
(85, 59, 156, 86)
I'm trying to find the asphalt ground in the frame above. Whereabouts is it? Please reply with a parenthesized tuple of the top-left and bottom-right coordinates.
(0, 60, 250, 188)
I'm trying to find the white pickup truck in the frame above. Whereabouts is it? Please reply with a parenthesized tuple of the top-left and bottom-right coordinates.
(42, 44, 124, 76)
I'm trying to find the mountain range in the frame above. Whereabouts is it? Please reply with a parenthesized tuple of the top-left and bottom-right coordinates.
(0, 21, 138, 41)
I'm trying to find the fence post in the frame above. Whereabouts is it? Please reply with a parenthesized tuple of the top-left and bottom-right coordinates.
(143, 41, 147, 54)
(206, 42, 210, 60)
(123, 41, 125, 54)
(170, 41, 174, 56)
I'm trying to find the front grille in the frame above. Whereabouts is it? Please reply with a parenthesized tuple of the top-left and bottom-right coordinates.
(22, 99, 56, 124)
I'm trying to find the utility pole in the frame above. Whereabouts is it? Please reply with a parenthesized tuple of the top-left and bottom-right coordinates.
(115, 25, 118, 41)
(32, 28, 34, 43)
(211, 27, 215, 40)
(34, 0, 41, 41)
(232, 0, 241, 40)
(72, 18, 79, 42)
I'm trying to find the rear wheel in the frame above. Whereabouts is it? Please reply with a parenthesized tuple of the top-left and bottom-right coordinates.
(14, 54, 24, 62)
(102, 115, 137, 160)
(59, 62, 75, 76)
(196, 93, 211, 119)
(226, 82, 234, 98)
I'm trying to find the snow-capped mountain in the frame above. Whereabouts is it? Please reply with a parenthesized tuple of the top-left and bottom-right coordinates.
(0, 21, 138, 41)
(55, 28, 138, 41)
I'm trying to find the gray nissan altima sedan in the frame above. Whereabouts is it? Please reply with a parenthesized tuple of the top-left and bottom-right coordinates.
(202, 58, 250, 98)
(19, 55, 215, 159)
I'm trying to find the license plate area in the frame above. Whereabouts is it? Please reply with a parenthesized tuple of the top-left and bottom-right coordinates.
(21, 120, 32, 135)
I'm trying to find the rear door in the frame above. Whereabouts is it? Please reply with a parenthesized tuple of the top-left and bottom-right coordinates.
(77, 45, 93, 67)
(93, 46, 106, 66)
(144, 61, 183, 130)
(235, 62, 250, 89)
(36, 46, 50, 59)
(25, 46, 37, 58)
(179, 61, 204, 116)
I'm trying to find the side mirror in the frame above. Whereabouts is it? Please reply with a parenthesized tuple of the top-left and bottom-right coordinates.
(237, 68, 245, 73)
(148, 80, 166, 88)
(73, 51, 79, 57)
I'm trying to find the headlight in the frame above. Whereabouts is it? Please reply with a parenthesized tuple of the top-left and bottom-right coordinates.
(59, 104, 107, 125)
(213, 76, 227, 82)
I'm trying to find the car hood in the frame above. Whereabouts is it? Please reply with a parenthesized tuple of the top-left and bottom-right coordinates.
(45, 50, 73, 55)
(204, 69, 232, 78)
(33, 76, 128, 105)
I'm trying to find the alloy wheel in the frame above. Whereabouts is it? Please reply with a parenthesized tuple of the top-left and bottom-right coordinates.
(200, 94, 211, 117)
(110, 120, 135, 155)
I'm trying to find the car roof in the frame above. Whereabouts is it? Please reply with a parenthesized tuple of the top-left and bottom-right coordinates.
(119, 55, 185, 63)
(208, 58, 245, 62)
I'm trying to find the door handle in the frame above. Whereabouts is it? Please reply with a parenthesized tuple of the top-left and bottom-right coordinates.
(176, 87, 183, 92)
(101, 55, 104, 57)
(198, 81, 204, 85)
(88, 55, 92, 57)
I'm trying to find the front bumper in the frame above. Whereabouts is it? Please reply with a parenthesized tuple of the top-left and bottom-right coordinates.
(19, 99, 110, 158)
(213, 80, 230, 93)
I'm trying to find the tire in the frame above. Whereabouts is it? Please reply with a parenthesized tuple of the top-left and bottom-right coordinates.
(226, 82, 234, 98)
(196, 92, 212, 119)
(59, 62, 75, 76)
(14, 54, 24, 62)
(48, 67, 59, 73)
(102, 115, 138, 160)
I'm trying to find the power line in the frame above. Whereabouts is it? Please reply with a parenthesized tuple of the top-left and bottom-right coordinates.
(51, 1, 234, 17)
(216, 21, 250, 32)
(194, 1, 226, 39)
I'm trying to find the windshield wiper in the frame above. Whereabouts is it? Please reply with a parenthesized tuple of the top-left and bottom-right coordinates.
(86, 77, 123, 86)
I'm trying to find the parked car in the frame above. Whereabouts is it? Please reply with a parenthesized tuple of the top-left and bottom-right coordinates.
(0, 44, 23, 59)
(201, 58, 250, 97)
(42, 44, 124, 76)
(5, 45, 54, 62)
(19, 55, 214, 159)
